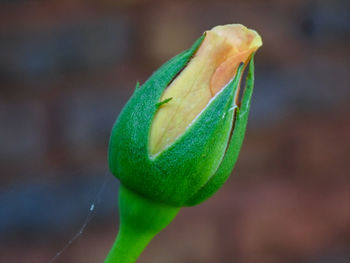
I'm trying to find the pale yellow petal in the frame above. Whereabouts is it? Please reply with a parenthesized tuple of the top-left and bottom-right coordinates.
(149, 24, 262, 156)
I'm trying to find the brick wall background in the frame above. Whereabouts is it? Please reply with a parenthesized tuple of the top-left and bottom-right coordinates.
(0, 0, 349, 262)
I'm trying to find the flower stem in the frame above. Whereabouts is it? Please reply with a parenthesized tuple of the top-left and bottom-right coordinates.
(104, 185, 180, 263)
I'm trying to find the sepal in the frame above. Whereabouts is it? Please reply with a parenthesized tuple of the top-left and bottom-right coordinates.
(185, 54, 256, 206)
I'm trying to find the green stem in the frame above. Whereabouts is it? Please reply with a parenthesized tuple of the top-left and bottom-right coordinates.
(104, 185, 180, 263)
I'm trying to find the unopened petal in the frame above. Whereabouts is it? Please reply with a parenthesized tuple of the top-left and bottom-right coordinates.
(149, 24, 262, 156)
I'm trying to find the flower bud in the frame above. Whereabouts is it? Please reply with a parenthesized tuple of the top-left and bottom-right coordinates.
(108, 24, 262, 207)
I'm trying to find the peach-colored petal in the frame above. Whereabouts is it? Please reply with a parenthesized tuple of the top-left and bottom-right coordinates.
(149, 24, 262, 156)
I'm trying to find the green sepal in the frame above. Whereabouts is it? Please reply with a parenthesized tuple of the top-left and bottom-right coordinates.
(108, 35, 205, 205)
(185, 54, 256, 206)
(150, 64, 244, 205)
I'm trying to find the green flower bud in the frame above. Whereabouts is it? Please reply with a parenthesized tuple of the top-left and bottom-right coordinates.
(109, 24, 262, 206)
(105, 24, 262, 263)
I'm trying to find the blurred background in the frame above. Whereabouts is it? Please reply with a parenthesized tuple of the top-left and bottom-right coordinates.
(0, 0, 349, 262)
